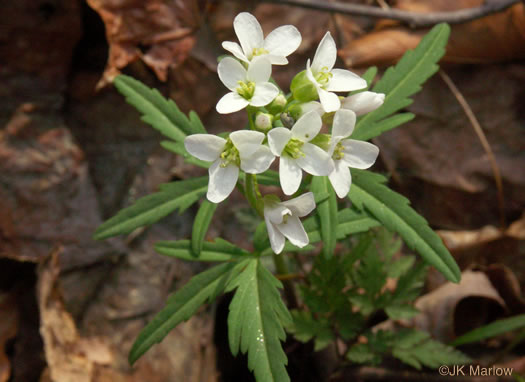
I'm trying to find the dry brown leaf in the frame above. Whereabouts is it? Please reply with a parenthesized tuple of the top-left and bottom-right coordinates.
(86, 0, 201, 87)
(38, 249, 114, 382)
(407, 271, 506, 342)
(341, 0, 525, 67)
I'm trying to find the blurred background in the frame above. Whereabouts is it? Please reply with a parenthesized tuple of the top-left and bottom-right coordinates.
(1, 0, 524, 381)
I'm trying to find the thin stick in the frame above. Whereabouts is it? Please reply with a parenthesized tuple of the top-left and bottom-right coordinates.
(439, 70, 506, 229)
(259, 0, 520, 28)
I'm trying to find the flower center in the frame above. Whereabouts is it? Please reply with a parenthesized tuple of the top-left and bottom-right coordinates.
(252, 47, 269, 57)
(332, 142, 345, 161)
(236, 80, 256, 100)
(283, 138, 305, 159)
(220, 138, 240, 167)
(314, 67, 332, 87)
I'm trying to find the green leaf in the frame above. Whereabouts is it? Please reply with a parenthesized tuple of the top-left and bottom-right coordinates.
(311, 176, 338, 258)
(129, 261, 242, 364)
(346, 343, 380, 364)
(387, 256, 415, 279)
(451, 314, 525, 346)
(349, 170, 460, 283)
(385, 305, 420, 320)
(114, 75, 203, 142)
(392, 329, 471, 369)
(94, 177, 208, 240)
(156, 238, 252, 262)
(287, 310, 335, 352)
(227, 259, 292, 382)
(353, 23, 450, 141)
(191, 200, 218, 256)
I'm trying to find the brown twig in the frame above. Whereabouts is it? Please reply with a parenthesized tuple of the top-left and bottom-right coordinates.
(439, 70, 506, 229)
(259, 0, 521, 28)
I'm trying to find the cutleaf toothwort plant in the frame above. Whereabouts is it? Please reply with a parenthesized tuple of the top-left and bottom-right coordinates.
(95, 12, 464, 382)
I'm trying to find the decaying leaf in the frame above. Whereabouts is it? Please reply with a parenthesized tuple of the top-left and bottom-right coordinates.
(341, 0, 525, 67)
(86, 0, 201, 87)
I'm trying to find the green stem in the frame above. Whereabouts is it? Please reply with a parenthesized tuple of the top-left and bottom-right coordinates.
(246, 106, 257, 130)
(273, 252, 298, 309)
(245, 173, 263, 217)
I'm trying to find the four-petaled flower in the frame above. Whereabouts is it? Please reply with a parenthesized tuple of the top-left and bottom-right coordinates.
(184, 131, 275, 203)
(327, 109, 380, 198)
(268, 111, 334, 195)
(216, 57, 279, 114)
(305, 32, 367, 113)
(222, 12, 302, 65)
(264, 192, 316, 254)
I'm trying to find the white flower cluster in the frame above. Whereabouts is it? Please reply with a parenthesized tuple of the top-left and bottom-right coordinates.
(184, 12, 384, 254)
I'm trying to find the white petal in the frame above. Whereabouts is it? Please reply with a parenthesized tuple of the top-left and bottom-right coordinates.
(216, 92, 250, 114)
(296, 142, 334, 176)
(265, 217, 285, 254)
(332, 109, 356, 139)
(217, 57, 246, 91)
(184, 134, 225, 161)
(305, 61, 321, 89)
(291, 111, 322, 142)
(207, 160, 239, 203)
(230, 130, 264, 157)
(263, 25, 302, 58)
(299, 101, 324, 117)
(328, 160, 352, 198)
(281, 192, 316, 217)
(280, 156, 302, 195)
(326, 69, 367, 92)
(233, 12, 264, 59)
(268, 127, 292, 156)
(221, 41, 248, 63)
(265, 54, 288, 65)
(342, 91, 385, 116)
(311, 32, 337, 74)
(276, 215, 309, 248)
(240, 145, 275, 173)
(265, 203, 291, 225)
(247, 57, 272, 83)
(341, 139, 380, 169)
(318, 88, 341, 113)
(250, 82, 279, 107)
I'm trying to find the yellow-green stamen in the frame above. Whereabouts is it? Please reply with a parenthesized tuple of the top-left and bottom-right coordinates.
(252, 47, 269, 57)
(283, 138, 305, 159)
(236, 80, 256, 100)
(220, 138, 240, 167)
(332, 142, 345, 161)
(314, 67, 332, 87)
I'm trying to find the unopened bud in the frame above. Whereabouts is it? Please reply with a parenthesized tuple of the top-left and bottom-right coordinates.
(255, 112, 274, 132)
(342, 91, 385, 116)
(290, 70, 318, 102)
(267, 93, 287, 114)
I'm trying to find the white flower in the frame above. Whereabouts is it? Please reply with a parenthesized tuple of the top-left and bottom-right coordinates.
(268, 111, 334, 195)
(264, 192, 316, 254)
(222, 12, 302, 65)
(327, 109, 379, 198)
(342, 91, 385, 116)
(216, 57, 279, 114)
(305, 32, 367, 113)
(184, 131, 275, 203)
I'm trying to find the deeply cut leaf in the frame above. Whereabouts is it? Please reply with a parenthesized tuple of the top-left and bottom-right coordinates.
(348, 170, 460, 283)
(94, 177, 208, 240)
(156, 238, 253, 262)
(227, 259, 292, 382)
(114, 75, 205, 142)
(129, 261, 242, 364)
(352, 23, 450, 141)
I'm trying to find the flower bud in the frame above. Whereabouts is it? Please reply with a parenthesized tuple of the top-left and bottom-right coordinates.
(288, 101, 323, 121)
(255, 111, 274, 132)
(290, 70, 318, 102)
(266, 93, 287, 114)
(342, 91, 385, 116)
